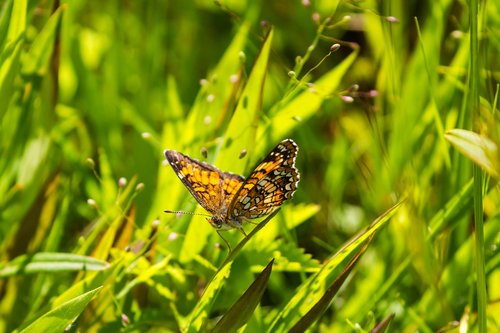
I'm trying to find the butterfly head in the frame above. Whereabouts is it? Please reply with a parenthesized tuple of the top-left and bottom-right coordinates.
(208, 216, 224, 229)
(208, 215, 238, 230)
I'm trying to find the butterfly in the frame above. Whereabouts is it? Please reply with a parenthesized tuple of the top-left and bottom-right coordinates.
(164, 139, 300, 238)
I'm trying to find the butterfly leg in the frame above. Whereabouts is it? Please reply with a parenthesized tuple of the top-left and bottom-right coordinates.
(216, 230, 232, 251)
(237, 227, 248, 238)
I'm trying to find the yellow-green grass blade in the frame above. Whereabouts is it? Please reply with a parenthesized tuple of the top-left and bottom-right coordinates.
(17, 286, 102, 333)
(288, 235, 373, 333)
(0, 252, 108, 278)
(267, 201, 403, 332)
(216, 28, 274, 174)
(185, 209, 279, 332)
(182, 21, 252, 148)
(257, 48, 358, 151)
(21, 6, 63, 76)
(445, 129, 499, 179)
(211, 259, 274, 333)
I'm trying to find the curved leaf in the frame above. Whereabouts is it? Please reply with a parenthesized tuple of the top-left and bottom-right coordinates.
(445, 129, 499, 179)
(267, 201, 404, 332)
(0, 252, 108, 278)
(211, 259, 274, 333)
(18, 286, 102, 333)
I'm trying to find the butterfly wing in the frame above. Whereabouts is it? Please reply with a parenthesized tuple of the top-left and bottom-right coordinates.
(220, 171, 246, 209)
(164, 150, 244, 215)
(228, 139, 300, 220)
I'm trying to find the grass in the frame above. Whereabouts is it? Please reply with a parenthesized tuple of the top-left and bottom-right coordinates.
(1, 0, 499, 332)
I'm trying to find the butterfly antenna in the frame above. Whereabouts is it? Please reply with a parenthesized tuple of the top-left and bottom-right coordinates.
(164, 210, 212, 218)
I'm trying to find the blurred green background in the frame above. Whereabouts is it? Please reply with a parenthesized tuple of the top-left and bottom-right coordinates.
(1, 0, 499, 332)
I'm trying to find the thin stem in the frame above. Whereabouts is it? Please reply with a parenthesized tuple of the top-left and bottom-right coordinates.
(469, 0, 487, 331)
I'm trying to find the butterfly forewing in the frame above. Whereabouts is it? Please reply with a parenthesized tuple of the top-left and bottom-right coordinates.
(164, 150, 244, 215)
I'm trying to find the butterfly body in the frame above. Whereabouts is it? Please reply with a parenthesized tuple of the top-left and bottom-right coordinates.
(164, 139, 300, 231)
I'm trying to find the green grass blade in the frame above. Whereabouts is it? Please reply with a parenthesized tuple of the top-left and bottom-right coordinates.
(185, 209, 280, 332)
(416, 217, 499, 320)
(445, 129, 499, 179)
(182, 22, 251, 148)
(185, 263, 232, 333)
(469, 0, 487, 330)
(288, 236, 373, 333)
(370, 313, 395, 333)
(267, 201, 403, 332)
(259, 48, 358, 146)
(0, 252, 108, 278)
(0, 0, 25, 118)
(428, 179, 474, 237)
(0, 0, 13, 49)
(211, 259, 274, 333)
(17, 286, 102, 333)
(216, 28, 274, 173)
(221, 209, 280, 267)
(21, 5, 63, 76)
(6, 0, 26, 42)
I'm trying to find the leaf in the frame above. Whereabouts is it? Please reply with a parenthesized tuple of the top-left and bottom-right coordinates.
(282, 203, 321, 230)
(181, 21, 252, 147)
(258, 48, 358, 146)
(116, 256, 174, 300)
(18, 287, 102, 333)
(211, 259, 274, 333)
(0, 0, 13, 49)
(21, 5, 64, 76)
(185, 263, 232, 333)
(0, 0, 26, 118)
(6, 0, 26, 42)
(267, 201, 404, 332)
(216, 28, 274, 174)
(185, 209, 280, 332)
(428, 179, 473, 238)
(445, 129, 499, 179)
(50, 260, 118, 309)
(272, 241, 320, 273)
(0, 252, 109, 278)
(222, 208, 281, 267)
(288, 235, 373, 333)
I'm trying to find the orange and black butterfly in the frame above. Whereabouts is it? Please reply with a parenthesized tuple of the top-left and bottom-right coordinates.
(164, 139, 300, 234)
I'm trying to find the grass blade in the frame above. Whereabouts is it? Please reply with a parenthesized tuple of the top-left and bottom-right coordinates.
(445, 129, 499, 179)
(268, 201, 403, 332)
(185, 264, 232, 333)
(21, 5, 63, 76)
(260, 49, 358, 146)
(370, 313, 395, 333)
(211, 259, 274, 333)
(0, 252, 108, 278)
(288, 235, 374, 333)
(216, 28, 274, 173)
(18, 286, 102, 333)
(185, 209, 280, 332)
